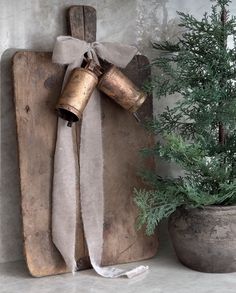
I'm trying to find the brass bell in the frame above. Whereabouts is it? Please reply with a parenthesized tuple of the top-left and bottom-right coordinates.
(56, 60, 102, 127)
(98, 65, 147, 115)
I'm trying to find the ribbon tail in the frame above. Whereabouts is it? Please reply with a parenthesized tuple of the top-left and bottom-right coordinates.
(79, 89, 104, 268)
(92, 262, 149, 279)
(79, 89, 148, 279)
(52, 118, 79, 273)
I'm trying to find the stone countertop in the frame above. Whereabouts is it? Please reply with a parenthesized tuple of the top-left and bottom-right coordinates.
(1, 245, 236, 293)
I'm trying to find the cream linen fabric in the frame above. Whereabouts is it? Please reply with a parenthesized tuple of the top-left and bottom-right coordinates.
(52, 36, 148, 278)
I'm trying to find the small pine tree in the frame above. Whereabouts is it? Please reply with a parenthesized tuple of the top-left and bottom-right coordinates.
(135, 0, 236, 235)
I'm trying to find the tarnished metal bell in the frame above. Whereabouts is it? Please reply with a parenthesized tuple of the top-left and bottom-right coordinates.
(98, 65, 147, 114)
(56, 60, 101, 127)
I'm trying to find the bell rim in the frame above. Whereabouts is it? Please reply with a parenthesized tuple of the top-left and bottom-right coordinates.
(56, 103, 82, 121)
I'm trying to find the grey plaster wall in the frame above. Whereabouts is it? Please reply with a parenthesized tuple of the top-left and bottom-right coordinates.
(1, 0, 235, 264)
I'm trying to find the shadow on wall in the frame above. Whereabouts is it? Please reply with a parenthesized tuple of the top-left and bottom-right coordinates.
(137, 0, 183, 56)
(137, 0, 185, 179)
(154, 0, 181, 44)
(0, 49, 23, 263)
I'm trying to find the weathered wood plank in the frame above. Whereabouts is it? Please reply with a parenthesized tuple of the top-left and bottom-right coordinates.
(68, 6, 96, 42)
(13, 51, 67, 276)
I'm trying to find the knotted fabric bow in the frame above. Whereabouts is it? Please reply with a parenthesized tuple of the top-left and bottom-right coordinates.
(52, 36, 148, 278)
(53, 36, 138, 86)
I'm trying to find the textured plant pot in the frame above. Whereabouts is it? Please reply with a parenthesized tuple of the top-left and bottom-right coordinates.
(168, 205, 236, 273)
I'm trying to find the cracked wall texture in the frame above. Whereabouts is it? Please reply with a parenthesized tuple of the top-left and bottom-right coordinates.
(1, 0, 235, 263)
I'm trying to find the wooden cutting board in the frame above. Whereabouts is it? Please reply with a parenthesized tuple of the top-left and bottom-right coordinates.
(13, 6, 158, 277)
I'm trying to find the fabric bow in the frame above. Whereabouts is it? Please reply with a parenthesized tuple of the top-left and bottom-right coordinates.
(52, 36, 148, 279)
(52, 36, 138, 86)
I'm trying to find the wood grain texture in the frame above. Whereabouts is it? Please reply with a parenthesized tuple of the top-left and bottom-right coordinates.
(68, 6, 96, 42)
(13, 5, 158, 277)
(13, 52, 67, 276)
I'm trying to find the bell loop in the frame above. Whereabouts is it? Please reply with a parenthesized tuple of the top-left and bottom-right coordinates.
(85, 58, 103, 77)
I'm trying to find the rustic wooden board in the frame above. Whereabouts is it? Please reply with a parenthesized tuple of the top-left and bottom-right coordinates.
(13, 52, 67, 276)
(13, 6, 158, 277)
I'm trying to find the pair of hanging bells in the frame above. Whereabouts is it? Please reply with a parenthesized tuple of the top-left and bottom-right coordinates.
(56, 59, 147, 127)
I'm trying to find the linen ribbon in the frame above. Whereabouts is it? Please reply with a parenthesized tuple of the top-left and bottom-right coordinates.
(52, 36, 148, 278)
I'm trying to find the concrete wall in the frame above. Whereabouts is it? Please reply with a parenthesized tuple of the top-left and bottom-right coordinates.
(1, 0, 235, 263)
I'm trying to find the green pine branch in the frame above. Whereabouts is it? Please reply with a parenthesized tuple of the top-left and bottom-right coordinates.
(135, 0, 236, 235)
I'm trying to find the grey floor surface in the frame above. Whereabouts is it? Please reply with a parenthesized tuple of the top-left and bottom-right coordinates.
(1, 243, 236, 293)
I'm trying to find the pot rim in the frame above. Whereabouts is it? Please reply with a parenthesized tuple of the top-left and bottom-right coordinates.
(190, 204, 236, 211)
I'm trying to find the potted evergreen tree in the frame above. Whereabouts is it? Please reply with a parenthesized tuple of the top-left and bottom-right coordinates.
(135, 0, 236, 273)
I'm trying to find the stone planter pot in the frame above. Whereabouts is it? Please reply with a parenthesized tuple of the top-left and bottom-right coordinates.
(168, 205, 236, 273)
